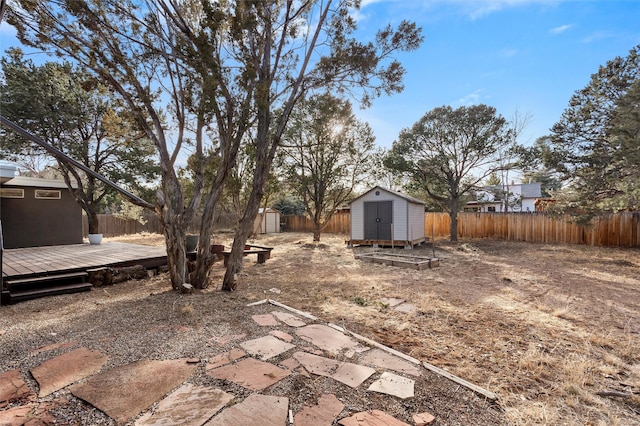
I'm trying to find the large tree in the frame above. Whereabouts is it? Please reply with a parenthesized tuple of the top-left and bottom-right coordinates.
(281, 93, 375, 242)
(385, 104, 512, 241)
(544, 44, 640, 216)
(6, 0, 423, 291)
(0, 50, 158, 234)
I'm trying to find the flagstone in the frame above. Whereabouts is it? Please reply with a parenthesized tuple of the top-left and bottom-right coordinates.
(393, 303, 416, 313)
(279, 357, 300, 370)
(135, 384, 233, 426)
(295, 324, 366, 355)
(252, 314, 279, 326)
(272, 311, 306, 327)
(367, 372, 415, 399)
(359, 349, 422, 377)
(0, 370, 34, 408)
(413, 412, 436, 426)
(240, 335, 295, 361)
(205, 394, 289, 426)
(30, 347, 108, 397)
(338, 410, 410, 426)
(69, 358, 197, 424)
(0, 404, 36, 426)
(294, 394, 345, 426)
(206, 348, 246, 370)
(379, 298, 405, 307)
(270, 330, 293, 342)
(293, 352, 375, 388)
(0, 401, 59, 426)
(207, 358, 290, 391)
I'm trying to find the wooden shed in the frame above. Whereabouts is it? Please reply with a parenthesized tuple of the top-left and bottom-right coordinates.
(0, 176, 83, 248)
(254, 207, 281, 234)
(349, 186, 426, 248)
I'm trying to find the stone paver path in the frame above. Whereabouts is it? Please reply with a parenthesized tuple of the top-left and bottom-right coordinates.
(295, 324, 366, 355)
(0, 370, 33, 408)
(359, 348, 422, 377)
(205, 394, 289, 426)
(135, 384, 233, 426)
(240, 335, 295, 360)
(293, 351, 375, 388)
(30, 347, 108, 397)
(294, 393, 345, 426)
(69, 358, 197, 423)
(252, 313, 279, 326)
(338, 410, 411, 426)
(207, 357, 291, 391)
(271, 310, 306, 327)
(206, 348, 247, 370)
(1, 301, 444, 425)
(367, 372, 415, 399)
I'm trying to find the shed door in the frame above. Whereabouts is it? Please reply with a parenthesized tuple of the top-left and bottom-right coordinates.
(364, 201, 393, 240)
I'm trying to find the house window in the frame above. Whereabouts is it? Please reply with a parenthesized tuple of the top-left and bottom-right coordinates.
(0, 188, 24, 198)
(487, 206, 496, 212)
(35, 189, 61, 199)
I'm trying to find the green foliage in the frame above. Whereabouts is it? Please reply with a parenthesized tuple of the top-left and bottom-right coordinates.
(545, 44, 640, 217)
(384, 104, 512, 239)
(272, 198, 305, 216)
(5, 0, 423, 289)
(280, 93, 376, 241)
(485, 172, 502, 186)
(0, 49, 159, 233)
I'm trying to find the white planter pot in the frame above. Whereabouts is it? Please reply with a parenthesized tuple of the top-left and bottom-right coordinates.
(88, 233, 103, 245)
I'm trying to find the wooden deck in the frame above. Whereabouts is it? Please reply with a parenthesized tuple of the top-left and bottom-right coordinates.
(2, 242, 167, 280)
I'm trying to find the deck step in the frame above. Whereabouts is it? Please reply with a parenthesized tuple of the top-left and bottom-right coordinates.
(8, 282, 93, 304)
(5, 271, 89, 286)
(5, 271, 91, 304)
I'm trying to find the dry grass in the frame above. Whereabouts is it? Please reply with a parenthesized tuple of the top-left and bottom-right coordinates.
(224, 233, 640, 425)
(102, 232, 640, 424)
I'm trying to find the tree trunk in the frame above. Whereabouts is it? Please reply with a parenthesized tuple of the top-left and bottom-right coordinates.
(449, 198, 459, 242)
(158, 176, 189, 291)
(189, 186, 225, 289)
(86, 209, 100, 234)
(163, 218, 188, 291)
(313, 222, 321, 242)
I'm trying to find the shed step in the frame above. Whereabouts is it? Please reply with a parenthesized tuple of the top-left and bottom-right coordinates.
(8, 282, 93, 304)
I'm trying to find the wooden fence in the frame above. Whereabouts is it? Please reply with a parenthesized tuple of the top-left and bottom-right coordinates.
(85, 211, 640, 247)
(82, 213, 163, 237)
(281, 212, 350, 234)
(82, 212, 238, 237)
(283, 212, 640, 247)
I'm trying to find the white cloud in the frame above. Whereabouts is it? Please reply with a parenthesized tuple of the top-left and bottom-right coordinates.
(549, 24, 572, 35)
(456, 89, 485, 106)
(500, 48, 518, 58)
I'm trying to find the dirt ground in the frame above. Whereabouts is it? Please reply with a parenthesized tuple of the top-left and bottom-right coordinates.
(2, 232, 640, 425)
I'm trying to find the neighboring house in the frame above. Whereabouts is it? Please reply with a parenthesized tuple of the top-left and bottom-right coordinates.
(465, 182, 542, 213)
(0, 175, 83, 248)
(349, 186, 426, 248)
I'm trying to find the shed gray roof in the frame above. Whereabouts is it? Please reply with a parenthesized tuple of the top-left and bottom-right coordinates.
(349, 186, 426, 205)
(2, 176, 76, 189)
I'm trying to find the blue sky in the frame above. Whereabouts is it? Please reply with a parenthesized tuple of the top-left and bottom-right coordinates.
(355, 0, 640, 148)
(1, 0, 639, 152)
